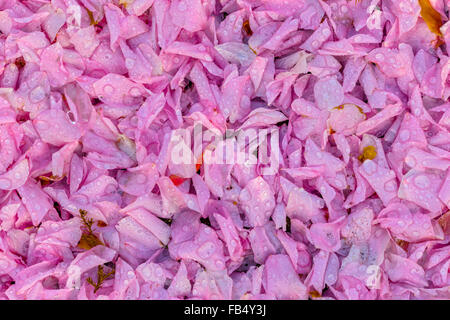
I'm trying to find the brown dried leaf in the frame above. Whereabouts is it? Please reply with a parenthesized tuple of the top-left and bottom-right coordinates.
(86, 265, 115, 293)
(39, 175, 64, 187)
(242, 20, 253, 36)
(14, 57, 26, 69)
(97, 221, 108, 227)
(419, 0, 443, 36)
(39, 175, 64, 182)
(395, 239, 409, 251)
(438, 211, 450, 234)
(86, 9, 98, 25)
(115, 134, 137, 162)
(77, 233, 103, 250)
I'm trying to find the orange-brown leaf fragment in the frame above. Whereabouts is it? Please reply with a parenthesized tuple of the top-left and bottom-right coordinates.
(169, 174, 188, 186)
(14, 57, 26, 69)
(242, 20, 253, 36)
(39, 175, 64, 183)
(97, 221, 108, 227)
(249, 45, 257, 55)
(39, 175, 63, 187)
(195, 153, 203, 172)
(438, 211, 450, 234)
(396, 239, 409, 251)
(77, 233, 103, 250)
(432, 36, 445, 49)
(418, 0, 443, 36)
(86, 9, 97, 25)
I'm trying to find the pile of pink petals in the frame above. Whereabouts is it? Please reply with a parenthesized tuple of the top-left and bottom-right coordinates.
(0, 0, 450, 300)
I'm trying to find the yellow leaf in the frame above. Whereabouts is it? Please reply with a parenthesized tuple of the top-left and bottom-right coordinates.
(358, 145, 377, 162)
(309, 290, 321, 298)
(39, 175, 63, 182)
(419, 0, 443, 36)
(77, 233, 103, 250)
(333, 105, 345, 110)
(86, 9, 98, 26)
(119, 0, 132, 8)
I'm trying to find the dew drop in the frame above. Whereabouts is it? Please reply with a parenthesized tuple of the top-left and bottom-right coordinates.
(178, 2, 187, 11)
(413, 175, 430, 189)
(103, 85, 114, 95)
(129, 87, 141, 97)
(125, 58, 135, 69)
(362, 160, 376, 175)
(375, 53, 384, 61)
(384, 180, 396, 192)
(399, 130, 410, 142)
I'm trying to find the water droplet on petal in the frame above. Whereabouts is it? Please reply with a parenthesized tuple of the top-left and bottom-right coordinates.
(129, 87, 141, 97)
(178, 2, 187, 11)
(414, 175, 430, 189)
(103, 85, 114, 95)
(0, 259, 10, 270)
(362, 160, 376, 175)
(0, 178, 12, 189)
(240, 189, 251, 201)
(405, 155, 416, 167)
(136, 173, 147, 184)
(375, 53, 384, 61)
(142, 265, 152, 278)
(197, 241, 215, 259)
(125, 58, 135, 68)
(29, 86, 46, 103)
(399, 130, 410, 142)
(384, 180, 396, 192)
